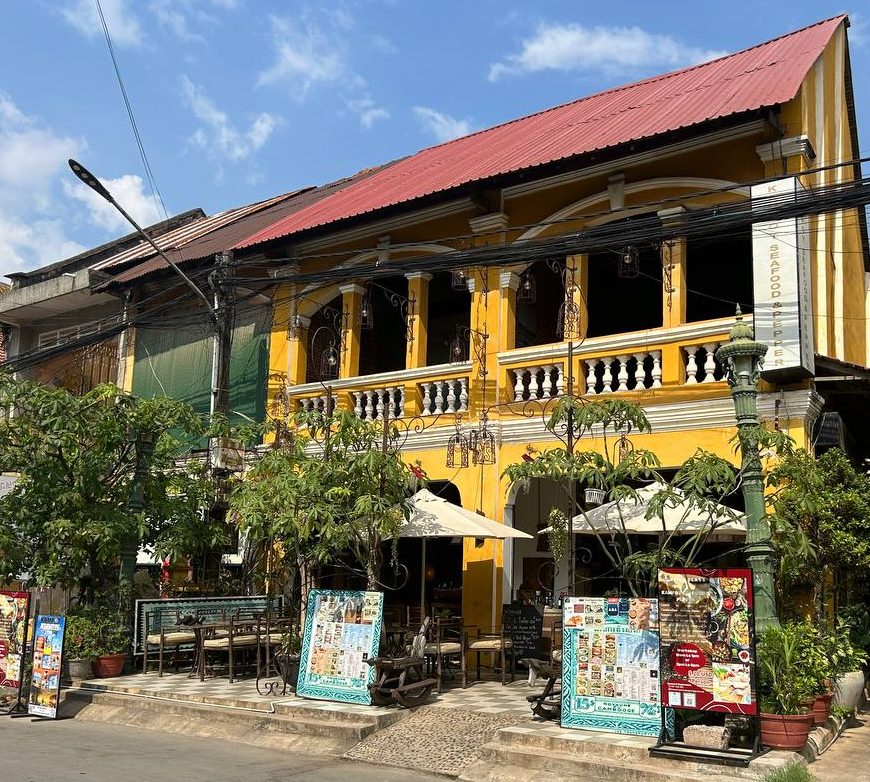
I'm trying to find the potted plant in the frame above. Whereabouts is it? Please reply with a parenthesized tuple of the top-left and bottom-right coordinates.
(89, 613, 130, 678)
(757, 624, 815, 751)
(275, 626, 302, 689)
(832, 608, 869, 711)
(63, 609, 101, 681)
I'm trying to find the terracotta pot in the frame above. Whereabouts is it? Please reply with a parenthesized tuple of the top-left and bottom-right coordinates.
(92, 653, 126, 678)
(812, 693, 833, 726)
(760, 712, 813, 751)
(834, 670, 867, 711)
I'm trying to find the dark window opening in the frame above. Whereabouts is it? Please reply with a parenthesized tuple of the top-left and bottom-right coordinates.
(686, 230, 753, 322)
(586, 244, 662, 338)
(515, 260, 566, 348)
(426, 271, 470, 366)
(360, 276, 408, 375)
(305, 295, 342, 384)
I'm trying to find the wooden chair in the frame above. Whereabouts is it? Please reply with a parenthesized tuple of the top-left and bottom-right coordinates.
(463, 625, 515, 687)
(424, 617, 464, 694)
(201, 614, 280, 682)
(142, 609, 197, 676)
(367, 618, 436, 707)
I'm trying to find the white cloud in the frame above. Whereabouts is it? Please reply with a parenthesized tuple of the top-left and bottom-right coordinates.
(348, 96, 389, 129)
(257, 14, 348, 94)
(0, 94, 89, 275)
(181, 76, 279, 165)
(61, 0, 142, 46)
(849, 12, 868, 48)
(148, 0, 239, 44)
(63, 174, 163, 235)
(413, 107, 474, 143)
(489, 23, 726, 81)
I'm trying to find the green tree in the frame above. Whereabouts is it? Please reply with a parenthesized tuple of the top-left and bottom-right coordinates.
(767, 447, 870, 622)
(503, 397, 752, 596)
(0, 373, 228, 599)
(230, 408, 423, 595)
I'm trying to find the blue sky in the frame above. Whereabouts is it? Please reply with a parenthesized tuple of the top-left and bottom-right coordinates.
(1, 1, 867, 277)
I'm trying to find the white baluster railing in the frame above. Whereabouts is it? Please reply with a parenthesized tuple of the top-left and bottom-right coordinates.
(509, 363, 565, 401)
(419, 378, 471, 415)
(683, 343, 724, 384)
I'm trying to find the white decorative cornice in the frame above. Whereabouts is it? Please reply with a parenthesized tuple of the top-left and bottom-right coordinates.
(405, 271, 433, 282)
(469, 212, 509, 235)
(286, 361, 472, 396)
(499, 271, 521, 291)
(338, 283, 366, 296)
(756, 135, 816, 165)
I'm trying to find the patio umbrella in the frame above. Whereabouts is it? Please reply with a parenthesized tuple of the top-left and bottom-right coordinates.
(396, 489, 532, 620)
(541, 482, 745, 538)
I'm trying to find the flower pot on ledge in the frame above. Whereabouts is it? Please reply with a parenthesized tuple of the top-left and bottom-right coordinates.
(812, 693, 833, 726)
(760, 712, 813, 751)
(92, 653, 126, 678)
(66, 658, 95, 682)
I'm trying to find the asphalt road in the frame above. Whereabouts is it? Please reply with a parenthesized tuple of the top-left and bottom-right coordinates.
(0, 715, 446, 782)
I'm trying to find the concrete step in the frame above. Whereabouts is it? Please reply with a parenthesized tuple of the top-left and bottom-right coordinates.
(62, 689, 387, 756)
(460, 743, 751, 782)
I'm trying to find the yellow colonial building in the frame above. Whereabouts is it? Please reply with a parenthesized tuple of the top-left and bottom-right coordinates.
(235, 16, 869, 629)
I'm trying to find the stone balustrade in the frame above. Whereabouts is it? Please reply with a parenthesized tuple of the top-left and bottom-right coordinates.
(584, 351, 662, 395)
(509, 363, 565, 402)
(683, 342, 725, 384)
(352, 387, 405, 420)
(419, 377, 469, 416)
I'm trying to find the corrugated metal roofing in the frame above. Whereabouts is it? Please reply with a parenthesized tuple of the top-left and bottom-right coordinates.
(94, 164, 390, 289)
(237, 16, 844, 250)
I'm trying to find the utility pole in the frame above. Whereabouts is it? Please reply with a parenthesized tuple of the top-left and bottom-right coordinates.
(209, 251, 235, 423)
(717, 309, 779, 631)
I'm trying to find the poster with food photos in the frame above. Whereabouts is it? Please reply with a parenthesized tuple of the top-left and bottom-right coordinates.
(561, 597, 661, 736)
(0, 590, 30, 689)
(296, 589, 383, 705)
(27, 615, 66, 719)
(657, 568, 756, 715)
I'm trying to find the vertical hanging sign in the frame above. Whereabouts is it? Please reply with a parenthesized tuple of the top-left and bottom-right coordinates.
(561, 597, 661, 736)
(657, 568, 757, 715)
(0, 591, 30, 689)
(296, 590, 383, 705)
(27, 615, 66, 719)
(751, 177, 815, 379)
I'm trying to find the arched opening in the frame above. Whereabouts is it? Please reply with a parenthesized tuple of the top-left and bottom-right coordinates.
(586, 243, 663, 338)
(515, 260, 566, 348)
(686, 228, 754, 321)
(305, 294, 343, 383)
(360, 276, 409, 375)
(426, 271, 470, 366)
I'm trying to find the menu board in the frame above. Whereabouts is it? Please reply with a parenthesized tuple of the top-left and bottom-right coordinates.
(561, 597, 661, 736)
(658, 568, 756, 715)
(296, 590, 383, 705)
(28, 615, 66, 719)
(0, 591, 29, 689)
(502, 604, 543, 661)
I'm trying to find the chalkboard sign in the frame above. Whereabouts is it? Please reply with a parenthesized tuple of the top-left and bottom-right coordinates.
(502, 603, 543, 660)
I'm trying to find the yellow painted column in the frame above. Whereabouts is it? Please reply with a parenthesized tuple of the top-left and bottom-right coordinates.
(405, 272, 431, 369)
(498, 270, 519, 403)
(338, 283, 363, 379)
(120, 327, 136, 393)
(565, 254, 588, 394)
(659, 206, 687, 329)
(287, 315, 310, 386)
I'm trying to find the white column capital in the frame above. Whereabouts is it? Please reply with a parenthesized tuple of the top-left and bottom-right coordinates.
(405, 271, 433, 282)
(657, 205, 687, 230)
(468, 212, 509, 235)
(339, 283, 366, 296)
(499, 271, 521, 291)
(291, 314, 311, 329)
(756, 135, 816, 165)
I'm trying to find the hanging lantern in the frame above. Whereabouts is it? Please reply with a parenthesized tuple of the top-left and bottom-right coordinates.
(584, 488, 606, 507)
(319, 345, 339, 379)
(288, 313, 301, 341)
(617, 245, 640, 279)
(469, 420, 496, 466)
(359, 288, 374, 330)
(449, 329, 469, 363)
(451, 268, 468, 290)
(556, 298, 582, 340)
(517, 268, 537, 303)
(446, 430, 470, 468)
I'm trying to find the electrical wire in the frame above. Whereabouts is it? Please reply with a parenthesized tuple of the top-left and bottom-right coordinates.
(94, 0, 167, 222)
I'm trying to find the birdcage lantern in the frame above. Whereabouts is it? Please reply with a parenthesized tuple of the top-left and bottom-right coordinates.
(517, 268, 537, 303)
(451, 267, 469, 291)
(359, 288, 374, 330)
(449, 329, 469, 363)
(446, 430, 470, 468)
(288, 313, 302, 341)
(556, 298, 582, 340)
(319, 344, 340, 380)
(469, 419, 496, 466)
(617, 245, 640, 279)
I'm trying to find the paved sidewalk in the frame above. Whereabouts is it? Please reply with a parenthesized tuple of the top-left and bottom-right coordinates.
(811, 715, 870, 782)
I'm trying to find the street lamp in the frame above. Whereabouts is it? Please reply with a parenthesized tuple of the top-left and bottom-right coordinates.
(716, 309, 780, 631)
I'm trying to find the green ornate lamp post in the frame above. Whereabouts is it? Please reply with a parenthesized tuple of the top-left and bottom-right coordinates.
(716, 309, 780, 631)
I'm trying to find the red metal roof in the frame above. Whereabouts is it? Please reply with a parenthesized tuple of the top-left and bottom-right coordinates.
(237, 16, 844, 250)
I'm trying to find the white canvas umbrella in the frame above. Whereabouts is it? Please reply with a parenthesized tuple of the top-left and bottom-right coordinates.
(541, 482, 745, 538)
(396, 489, 532, 619)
